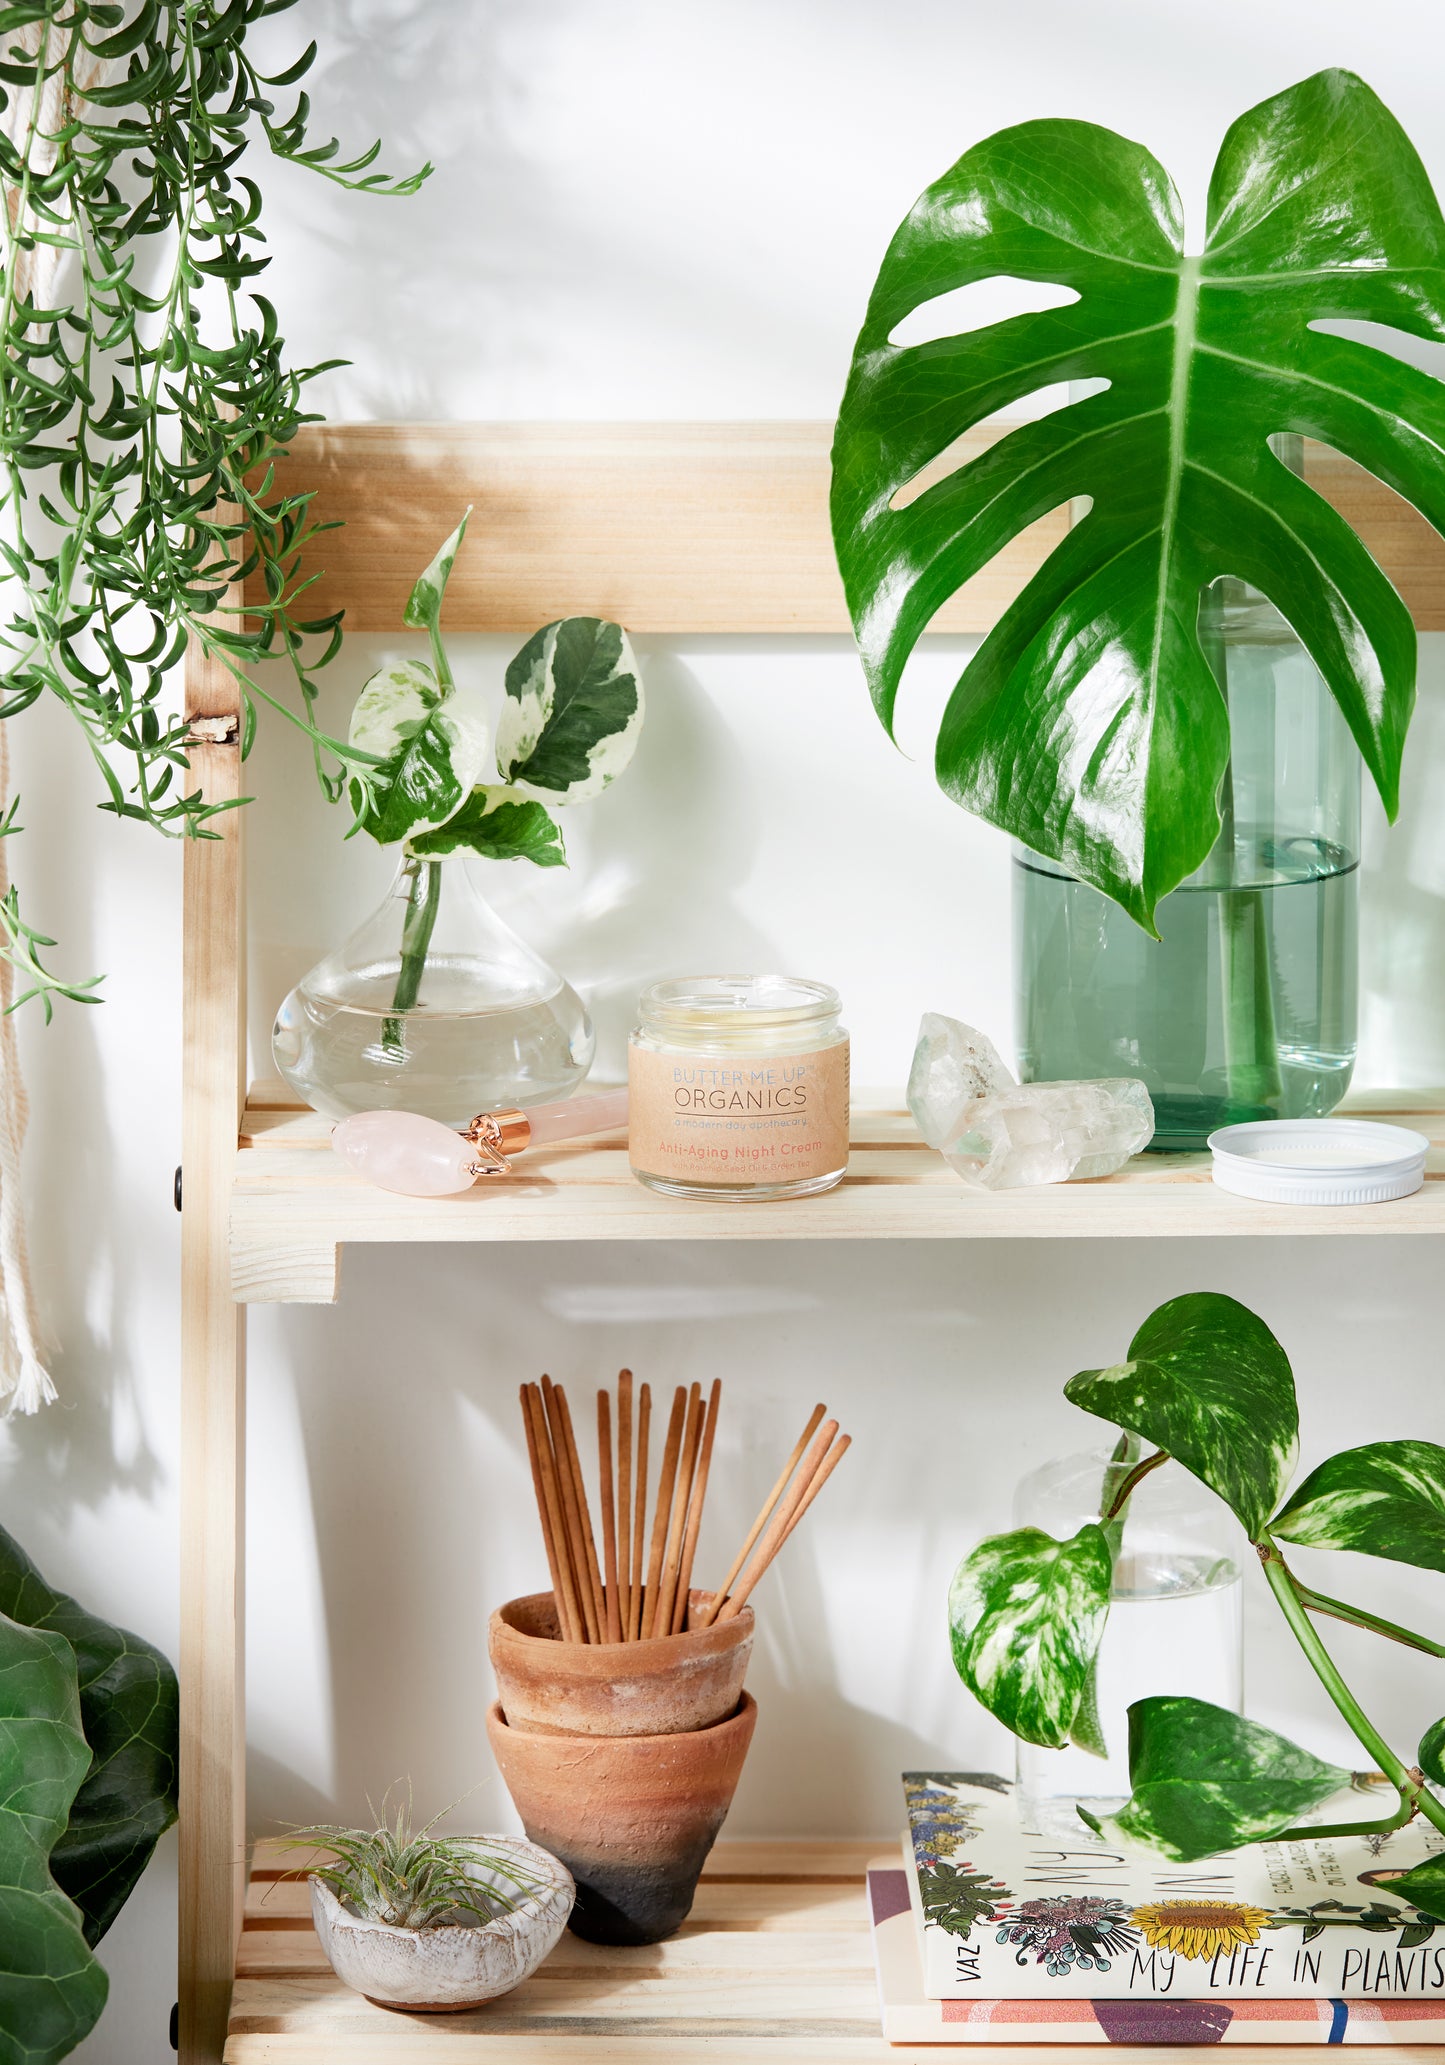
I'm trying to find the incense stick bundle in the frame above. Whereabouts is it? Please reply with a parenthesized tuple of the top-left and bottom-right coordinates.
(519, 1373, 847, 1642)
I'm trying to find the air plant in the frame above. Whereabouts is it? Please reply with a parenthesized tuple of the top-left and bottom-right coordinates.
(280, 1788, 547, 1931)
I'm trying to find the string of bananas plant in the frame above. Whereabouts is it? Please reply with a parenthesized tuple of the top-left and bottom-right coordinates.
(0, 0, 428, 1012)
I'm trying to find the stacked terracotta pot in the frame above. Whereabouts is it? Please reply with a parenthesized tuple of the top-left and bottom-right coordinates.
(487, 1589, 755, 1944)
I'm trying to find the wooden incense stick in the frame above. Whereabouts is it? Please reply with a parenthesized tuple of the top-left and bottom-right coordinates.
(598, 1389, 622, 1642)
(520, 1383, 573, 1641)
(628, 1382, 650, 1641)
(555, 1384, 607, 1638)
(777, 1431, 850, 1550)
(655, 1382, 703, 1640)
(542, 1377, 600, 1643)
(523, 1383, 584, 1642)
(616, 1369, 633, 1641)
(672, 1377, 722, 1634)
(642, 1385, 687, 1638)
(716, 1417, 838, 1623)
(696, 1402, 826, 1628)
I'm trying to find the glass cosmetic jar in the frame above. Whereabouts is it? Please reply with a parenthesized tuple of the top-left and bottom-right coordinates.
(629, 976, 850, 1201)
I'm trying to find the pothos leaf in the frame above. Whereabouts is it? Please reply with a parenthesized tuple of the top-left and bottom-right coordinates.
(1393, 1855, 1445, 1925)
(948, 1524, 1111, 1749)
(1420, 1716, 1445, 1788)
(1065, 1292, 1298, 1540)
(0, 1613, 108, 2063)
(1085, 1696, 1351, 1862)
(402, 510, 471, 640)
(0, 1523, 178, 1947)
(1271, 1441, 1445, 1573)
(496, 618, 644, 803)
(408, 789, 567, 866)
(830, 68, 1442, 930)
(347, 661, 490, 846)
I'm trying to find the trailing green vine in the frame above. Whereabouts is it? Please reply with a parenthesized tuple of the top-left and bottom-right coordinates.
(0, 0, 428, 1007)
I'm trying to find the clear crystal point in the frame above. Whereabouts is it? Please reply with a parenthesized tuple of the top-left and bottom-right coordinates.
(907, 1012, 1154, 1188)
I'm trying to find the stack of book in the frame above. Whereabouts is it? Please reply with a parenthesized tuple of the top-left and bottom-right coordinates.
(869, 1772, 1445, 2045)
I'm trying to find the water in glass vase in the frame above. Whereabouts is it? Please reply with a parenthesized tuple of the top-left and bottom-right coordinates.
(273, 856, 594, 1126)
(1013, 579, 1361, 1151)
(1015, 832, 1358, 1151)
(1014, 1546, 1244, 1839)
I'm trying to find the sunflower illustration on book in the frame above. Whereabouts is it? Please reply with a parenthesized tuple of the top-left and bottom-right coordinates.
(1133, 1898, 1272, 1962)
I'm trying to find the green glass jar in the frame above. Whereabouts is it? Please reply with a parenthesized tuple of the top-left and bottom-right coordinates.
(1014, 580, 1361, 1152)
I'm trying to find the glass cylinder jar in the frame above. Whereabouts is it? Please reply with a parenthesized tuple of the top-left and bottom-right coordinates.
(628, 976, 850, 1200)
(1012, 1447, 1245, 1838)
(1014, 579, 1361, 1152)
(272, 854, 593, 1126)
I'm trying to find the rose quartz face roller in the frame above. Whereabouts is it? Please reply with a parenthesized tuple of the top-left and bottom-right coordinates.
(330, 1090, 630, 1197)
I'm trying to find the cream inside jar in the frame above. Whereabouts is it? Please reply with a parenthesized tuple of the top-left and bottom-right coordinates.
(628, 976, 850, 1201)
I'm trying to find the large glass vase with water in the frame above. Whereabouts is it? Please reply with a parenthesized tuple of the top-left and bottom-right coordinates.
(1013, 1446, 1244, 1837)
(1015, 578, 1360, 1152)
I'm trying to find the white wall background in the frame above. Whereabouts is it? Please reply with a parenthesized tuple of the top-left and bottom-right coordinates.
(3, 2, 1445, 2056)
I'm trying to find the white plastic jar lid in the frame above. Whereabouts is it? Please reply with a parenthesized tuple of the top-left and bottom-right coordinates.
(1207, 1119, 1429, 1207)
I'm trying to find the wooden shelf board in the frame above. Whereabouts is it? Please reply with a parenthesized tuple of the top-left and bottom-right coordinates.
(230, 1085, 1445, 1305)
(227, 1839, 1421, 2063)
(246, 423, 1445, 637)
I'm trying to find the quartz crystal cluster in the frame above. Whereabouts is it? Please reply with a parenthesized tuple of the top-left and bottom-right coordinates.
(907, 1014, 1154, 1189)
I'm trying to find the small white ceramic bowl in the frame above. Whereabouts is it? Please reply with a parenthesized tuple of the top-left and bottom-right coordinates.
(310, 1834, 574, 2011)
(1207, 1119, 1429, 1207)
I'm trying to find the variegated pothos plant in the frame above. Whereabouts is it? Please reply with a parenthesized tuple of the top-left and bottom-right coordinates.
(344, 514, 645, 1018)
(949, 1292, 1445, 1918)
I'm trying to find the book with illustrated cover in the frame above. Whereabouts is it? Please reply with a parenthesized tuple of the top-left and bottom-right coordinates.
(869, 1868, 1445, 2044)
(902, 1773, 1445, 2003)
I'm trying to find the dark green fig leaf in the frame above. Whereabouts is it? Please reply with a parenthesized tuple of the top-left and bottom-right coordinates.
(0, 1522, 179, 1945)
(1393, 1855, 1445, 1925)
(831, 69, 1443, 929)
(1090, 1695, 1351, 1860)
(1065, 1291, 1297, 1540)
(1420, 1716, 1445, 1788)
(409, 789, 567, 867)
(0, 1611, 108, 2061)
(497, 618, 644, 804)
(1272, 1441, 1445, 1573)
(948, 1524, 1111, 1748)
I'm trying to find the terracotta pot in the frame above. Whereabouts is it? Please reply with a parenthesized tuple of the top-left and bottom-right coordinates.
(308, 1835, 573, 2011)
(490, 1589, 753, 1737)
(486, 1691, 757, 1945)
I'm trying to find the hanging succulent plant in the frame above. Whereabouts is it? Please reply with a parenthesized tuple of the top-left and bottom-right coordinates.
(0, 1, 428, 1008)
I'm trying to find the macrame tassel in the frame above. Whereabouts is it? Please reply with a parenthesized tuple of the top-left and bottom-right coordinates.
(0, 28, 117, 1414)
(0, 725, 52, 1416)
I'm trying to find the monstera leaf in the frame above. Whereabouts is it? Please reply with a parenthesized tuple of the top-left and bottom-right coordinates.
(0, 1523, 178, 1945)
(1272, 1441, 1445, 1572)
(1083, 1697, 1351, 1861)
(0, 1612, 108, 2063)
(948, 1523, 1112, 1748)
(497, 618, 644, 804)
(831, 68, 1445, 929)
(1065, 1293, 1298, 1540)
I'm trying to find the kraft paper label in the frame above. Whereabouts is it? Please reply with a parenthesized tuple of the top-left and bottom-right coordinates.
(628, 1041, 850, 1186)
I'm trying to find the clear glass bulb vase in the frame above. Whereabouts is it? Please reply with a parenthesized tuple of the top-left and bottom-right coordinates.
(1014, 577, 1361, 1151)
(1012, 1447, 1244, 1839)
(272, 855, 595, 1126)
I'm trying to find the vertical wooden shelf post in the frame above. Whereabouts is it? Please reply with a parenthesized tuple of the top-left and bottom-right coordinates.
(179, 626, 247, 2062)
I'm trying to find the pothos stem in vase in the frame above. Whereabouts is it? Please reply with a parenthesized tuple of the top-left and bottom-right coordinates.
(383, 855, 443, 1055)
(1197, 577, 1284, 1116)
